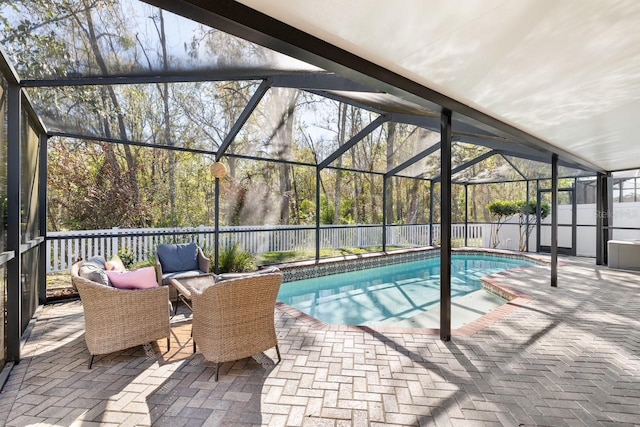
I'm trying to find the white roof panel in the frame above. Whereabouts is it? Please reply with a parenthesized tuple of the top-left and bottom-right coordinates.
(237, 0, 640, 172)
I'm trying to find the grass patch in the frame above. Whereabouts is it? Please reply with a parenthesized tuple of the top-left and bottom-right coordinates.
(47, 273, 72, 289)
(258, 246, 403, 265)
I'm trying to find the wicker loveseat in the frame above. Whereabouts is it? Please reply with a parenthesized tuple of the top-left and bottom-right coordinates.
(71, 261, 171, 368)
(183, 271, 283, 381)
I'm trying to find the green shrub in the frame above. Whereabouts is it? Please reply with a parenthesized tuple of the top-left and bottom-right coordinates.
(117, 247, 135, 269)
(218, 243, 257, 273)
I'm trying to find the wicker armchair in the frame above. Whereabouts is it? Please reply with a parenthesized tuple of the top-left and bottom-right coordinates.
(155, 243, 210, 301)
(186, 272, 283, 381)
(71, 262, 171, 369)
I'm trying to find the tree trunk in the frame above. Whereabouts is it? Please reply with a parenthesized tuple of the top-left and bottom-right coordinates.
(79, 3, 140, 211)
(333, 103, 348, 224)
(276, 90, 298, 225)
(157, 10, 177, 226)
(385, 122, 396, 224)
(408, 179, 420, 223)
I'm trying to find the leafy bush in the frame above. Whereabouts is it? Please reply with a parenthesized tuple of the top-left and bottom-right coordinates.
(487, 199, 552, 250)
(218, 243, 257, 273)
(487, 201, 519, 248)
(516, 199, 550, 219)
(117, 247, 135, 269)
(487, 200, 519, 218)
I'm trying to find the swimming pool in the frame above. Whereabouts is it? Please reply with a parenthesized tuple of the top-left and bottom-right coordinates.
(278, 254, 534, 326)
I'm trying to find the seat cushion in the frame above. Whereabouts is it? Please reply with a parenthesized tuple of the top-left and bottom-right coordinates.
(157, 243, 199, 273)
(162, 269, 207, 285)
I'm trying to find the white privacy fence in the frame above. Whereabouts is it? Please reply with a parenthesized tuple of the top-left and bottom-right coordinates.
(46, 224, 486, 273)
(46, 202, 640, 273)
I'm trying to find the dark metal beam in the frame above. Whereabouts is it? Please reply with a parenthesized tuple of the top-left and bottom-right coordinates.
(440, 110, 452, 342)
(454, 134, 549, 164)
(325, 164, 385, 177)
(0, 45, 21, 85)
(318, 115, 389, 169)
(499, 153, 527, 180)
(23, 70, 378, 93)
(306, 89, 387, 116)
(21, 70, 322, 87)
(384, 142, 440, 178)
(49, 131, 220, 157)
(393, 114, 500, 139)
(551, 154, 558, 287)
(7, 83, 22, 362)
(432, 150, 497, 183)
(216, 79, 271, 161)
(270, 73, 377, 92)
(21, 92, 47, 135)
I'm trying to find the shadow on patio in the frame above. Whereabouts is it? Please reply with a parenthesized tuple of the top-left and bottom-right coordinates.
(1, 258, 640, 426)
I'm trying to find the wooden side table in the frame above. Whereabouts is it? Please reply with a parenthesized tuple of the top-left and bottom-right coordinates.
(169, 274, 217, 315)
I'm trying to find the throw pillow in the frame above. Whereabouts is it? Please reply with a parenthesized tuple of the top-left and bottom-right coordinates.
(78, 261, 111, 287)
(87, 255, 107, 270)
(157, 243, 199, 273)
(105, 254, 126, 272)
(105, 267, 159, 290)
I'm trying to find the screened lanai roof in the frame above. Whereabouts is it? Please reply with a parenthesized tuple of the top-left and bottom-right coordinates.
(229, 0, 640, 174)
(0, 0, 608, 182)
(137, 1, 638, 176)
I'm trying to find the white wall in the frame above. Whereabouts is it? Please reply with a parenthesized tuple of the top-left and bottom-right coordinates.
(494, 201, 640, 257)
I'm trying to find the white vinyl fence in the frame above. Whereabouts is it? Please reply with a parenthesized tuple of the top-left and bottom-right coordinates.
(46, 224, 486, 273)
(47, 202, 640, 273)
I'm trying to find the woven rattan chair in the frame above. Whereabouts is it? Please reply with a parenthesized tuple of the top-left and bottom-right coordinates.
(186, 272, 283, 381)
(155, 243, 210, 303)
(71, 262, 171, 369)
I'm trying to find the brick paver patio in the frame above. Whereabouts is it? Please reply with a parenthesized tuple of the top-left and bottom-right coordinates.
(1, 257, 639, 426)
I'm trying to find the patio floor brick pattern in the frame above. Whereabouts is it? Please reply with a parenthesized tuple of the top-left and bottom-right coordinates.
(1, 257, 639, 426)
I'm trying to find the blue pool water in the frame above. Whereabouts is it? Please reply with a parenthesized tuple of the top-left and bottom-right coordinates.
(278, 254, 534, 326)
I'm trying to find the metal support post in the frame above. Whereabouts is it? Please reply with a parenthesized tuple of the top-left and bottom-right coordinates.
(551, 154, 558, 287)
(315, 169, 321, 261)
(596, 172, 611, 265)
(214, 178, 220, 273)
(464, 184, 468, 247)
(429, 180, 434, 246)
(7, 84, 21, 362)
(606, 172, 612, 264)
(525, 180, 530, 252)
(38, 133, 48, 304)
(382, 175, 387, 251)
(440, 110, 452, 341)
(536, 180, 541, 253)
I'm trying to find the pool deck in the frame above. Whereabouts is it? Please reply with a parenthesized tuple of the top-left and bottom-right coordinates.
(389, 289, 508, 330)
(1, 255, 640, 426)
